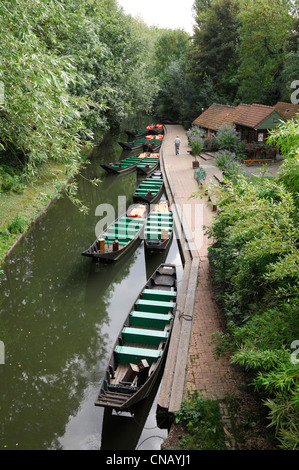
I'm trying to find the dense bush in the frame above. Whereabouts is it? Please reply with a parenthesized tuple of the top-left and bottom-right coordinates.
(207, 120, 299, 448)
(214, 125, 240, 153)
(0, 165, 26, 193)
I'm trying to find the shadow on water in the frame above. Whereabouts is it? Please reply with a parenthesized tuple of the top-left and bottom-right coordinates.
(101, 368, 166, 451)
(0, 123, 183, 450)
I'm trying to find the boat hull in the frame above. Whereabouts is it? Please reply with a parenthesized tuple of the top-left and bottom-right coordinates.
(118, 138, 162, 152)
(133, 172, 164, 205)
(144, 201, 174, 252)
(82, 204, 147, 262)
(126, 126, 163, 140)
(100, 162, 138, 175)
(95, 264, 177, 411)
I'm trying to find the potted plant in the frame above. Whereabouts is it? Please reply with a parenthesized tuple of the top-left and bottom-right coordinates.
(190, 140, 203, 168)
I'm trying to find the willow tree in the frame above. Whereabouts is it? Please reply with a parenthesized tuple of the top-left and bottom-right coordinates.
(0, 0, 96, 177)
(0, 0, 161, 178)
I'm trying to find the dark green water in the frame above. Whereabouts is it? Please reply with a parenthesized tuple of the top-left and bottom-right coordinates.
(0, 129, 183, 450)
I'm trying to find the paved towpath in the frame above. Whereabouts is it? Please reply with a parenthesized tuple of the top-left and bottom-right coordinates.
(162, 124, 242, 400)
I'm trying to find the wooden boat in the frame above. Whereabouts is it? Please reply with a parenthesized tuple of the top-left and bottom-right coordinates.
(136, 153, 160, 176)
(118, 134, 164, 152)
(94, 263, 177, 412)
(144, 200, 174, 251)
(133, 171, 164, 204)
(100, 155, 142, 175)
(81, 203, 147, 261)
(100, 152, 156, 175)
(126, 124, 164, 140)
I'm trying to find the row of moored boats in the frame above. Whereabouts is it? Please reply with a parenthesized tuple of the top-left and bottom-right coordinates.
(82, 124, 178, 413)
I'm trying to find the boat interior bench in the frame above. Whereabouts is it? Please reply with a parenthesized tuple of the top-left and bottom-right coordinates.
(141, 288, 176, 302)
(122, 326, 168, 345)
(149, 213, 172, 218)
(136, 299, 175, 314)
(114, 345, 162, 365)
(130, 311, 173, 328)
(145, 229, 172, 239)
(146, 220, 173, 227)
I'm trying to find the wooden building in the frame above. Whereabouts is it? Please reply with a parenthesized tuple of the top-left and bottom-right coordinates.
(234, 104, 285, 144)
(193, 101, 298, 144)
(192, 103, 250, 138)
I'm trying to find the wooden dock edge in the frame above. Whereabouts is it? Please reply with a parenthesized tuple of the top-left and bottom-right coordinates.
(156, 126, 200, 427)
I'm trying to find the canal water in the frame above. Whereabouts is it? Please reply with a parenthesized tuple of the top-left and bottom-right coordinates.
(0, 126, 183, 450)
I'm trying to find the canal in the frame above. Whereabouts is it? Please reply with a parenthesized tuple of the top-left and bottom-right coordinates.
(0, 125, 183, 450)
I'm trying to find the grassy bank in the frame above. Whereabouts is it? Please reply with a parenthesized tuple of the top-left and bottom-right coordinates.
(0, 160, 77, 268)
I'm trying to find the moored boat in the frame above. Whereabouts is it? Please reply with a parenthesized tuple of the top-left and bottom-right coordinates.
(100, 155, 141, 175)
(118, 134, 163, 152)
(126, 124, 164, 140)
(133, 171, 164, 204)
(144, 200, 173, 251)
(100, 152, 156, 175)
(94, 263, 177, 412)
(81, 203, 147, 261)
(136, 153, 160, 176)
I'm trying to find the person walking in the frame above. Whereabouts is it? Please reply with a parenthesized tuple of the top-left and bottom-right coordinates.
(174, 136, 181, 155)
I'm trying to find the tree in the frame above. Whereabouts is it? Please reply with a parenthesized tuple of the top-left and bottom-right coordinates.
(0, 0, 94, 177)
(0, 0, 161, 178)
(152, 28, 192, 121)
(236, 0, 294, 104)
(189, 0, 240, 102)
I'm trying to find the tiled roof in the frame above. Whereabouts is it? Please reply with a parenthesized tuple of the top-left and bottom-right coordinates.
(193, 101, 296, 131)
(233, 104, 275, 128)
(274, 102, 299, 120)
(193, 103, 242, 131)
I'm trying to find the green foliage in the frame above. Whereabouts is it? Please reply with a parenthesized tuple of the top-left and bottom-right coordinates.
(207, 126, 299, 448)
(0, 0, 161, 183)
(214, 125, 240, 152)
(7, 215, 27, 234)
(190, 0, 240, 102)
(188, 0, 297, 107)
(174, 392, 226, 450)
(0, 165, 26, 193)
(237, 0, 294, 104)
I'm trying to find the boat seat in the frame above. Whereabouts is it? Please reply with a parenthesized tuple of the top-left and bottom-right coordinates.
(122, 326, 168, 346)
(104, 234, 135, 242)
(136, 299, 175, 314)
(147, 217, 172, 222)
(138, 184, 162, 189)
(139, 180, 162, 185)
(129, 311, 173, 328)
(104, 230, 137, 238)
(122, 327, 168, 346)
(113, 222, 144, 230)
(145, 229, 172, 235)
(103, 240, 129, 245)
(113, 222, 142, 228)
(145, 227, 172, 234)
(114, 345, 162, 365)
(141, 289, 176, 302)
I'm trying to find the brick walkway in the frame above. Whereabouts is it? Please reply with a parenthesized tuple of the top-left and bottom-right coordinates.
(163, 125, 242, 401)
